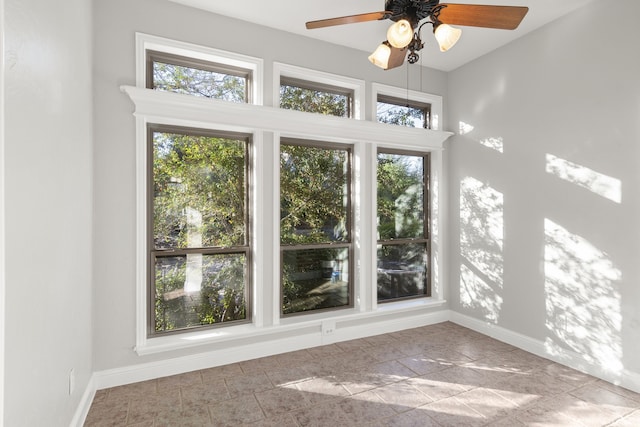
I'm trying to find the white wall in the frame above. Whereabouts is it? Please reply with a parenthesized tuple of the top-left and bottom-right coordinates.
(447, 0, 640, 386)
(92, 0, 449, 373)
(3, 0, 94, 425)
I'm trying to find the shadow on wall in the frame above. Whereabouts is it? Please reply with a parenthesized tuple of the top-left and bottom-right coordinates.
(459, 175, 504, 324)
(454, 122, 625, 377)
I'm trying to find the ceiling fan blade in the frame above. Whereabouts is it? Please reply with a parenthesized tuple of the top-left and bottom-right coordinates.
(438, 4, 528, 30)
(306, 11, 388, 29)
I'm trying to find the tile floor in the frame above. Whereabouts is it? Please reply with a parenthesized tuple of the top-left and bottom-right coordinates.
(84, 322, 640, 426)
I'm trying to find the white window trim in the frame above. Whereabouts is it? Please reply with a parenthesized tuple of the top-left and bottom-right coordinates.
(371, 82, 443, 131)
(123, 85, 451, 355)
(125, 43, 452, 355)
(135, 33, 264, 106)
(273, 62, 365, 120)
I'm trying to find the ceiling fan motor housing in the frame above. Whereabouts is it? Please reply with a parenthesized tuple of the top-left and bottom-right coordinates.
(385, 0, 440, 27)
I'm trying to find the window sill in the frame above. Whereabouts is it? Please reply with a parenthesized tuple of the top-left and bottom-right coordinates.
(135, 298, 447, 356)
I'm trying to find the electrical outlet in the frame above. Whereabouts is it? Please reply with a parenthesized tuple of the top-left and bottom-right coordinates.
(322, 320, 336, 336)
(69, 368, 75, 396)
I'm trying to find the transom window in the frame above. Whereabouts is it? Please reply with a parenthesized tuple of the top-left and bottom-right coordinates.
(377, 150, 430, 302)
(280, 139, 353, 315)
(377, 95, 431, 129)
(147, 50, 251, 103)
(149, 125, 251, 335)
(279, 77, 353, 118)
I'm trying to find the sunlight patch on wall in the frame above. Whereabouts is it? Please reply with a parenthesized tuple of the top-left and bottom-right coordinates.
(459, 177, 504, 323)
(479, 137, 503, 153)
(546, 154, 622, 203)
(459, 121, 474, 135)
(544, 218, 623, 374)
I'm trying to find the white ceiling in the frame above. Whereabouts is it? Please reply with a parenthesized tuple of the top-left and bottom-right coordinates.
(169, 0, 595, 71)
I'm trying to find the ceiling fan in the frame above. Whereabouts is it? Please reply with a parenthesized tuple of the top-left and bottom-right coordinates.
(306, 0, 528, 70)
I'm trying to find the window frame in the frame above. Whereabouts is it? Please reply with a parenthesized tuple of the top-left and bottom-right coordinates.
(372, 83, 443, 131)
(279, 138, 355, 317)
(376, 148, 431, 303)
(147, 124, 253, 336)
(279, 76, 354, 118)
(136, 33, 264, 105)
(376, 94, 432, 129)
(146, 49, 252, 103)
(127, 34, 450, 354)
(274, 63, 365, 120)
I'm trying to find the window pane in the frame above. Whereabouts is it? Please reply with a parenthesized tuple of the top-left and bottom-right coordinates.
(153, 131, 247, 249)
(152, 61, 247, 102)
(280, 84, 350, 117)
(377, 243, 427, 301)
(280, 144, 349, 244)
(282, 247, 349, 314)
(154, 253, 247, 333)
(377, 153, 425, 240)
(377, 100, 429, 128)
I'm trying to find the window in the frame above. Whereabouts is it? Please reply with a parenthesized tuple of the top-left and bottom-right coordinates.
(147, 50, 250, 102)
(377, 150, 430, 302)
(279, 77, 353, 117)
(149, 125, 251, 335)
(377, 95, 431, 129)
(280, 139, 353, 315)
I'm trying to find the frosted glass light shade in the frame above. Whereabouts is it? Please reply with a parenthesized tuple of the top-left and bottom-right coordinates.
(368, 43, 392, 69)
(387, 19, 413, 48)
(434, 23, 462, 52)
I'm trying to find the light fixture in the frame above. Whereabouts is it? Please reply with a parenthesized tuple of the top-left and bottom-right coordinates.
(368, 41, 408, 70)
(433, 22, 462, 52)
(368, 42, 392, 69)
(386, 19, 413, 48)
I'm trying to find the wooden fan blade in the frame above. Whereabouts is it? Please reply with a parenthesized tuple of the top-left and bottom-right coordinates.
(306, 11, 388, 29)
(438, 4, 528, 30)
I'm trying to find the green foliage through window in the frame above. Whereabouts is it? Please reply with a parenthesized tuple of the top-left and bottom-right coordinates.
(377, 151, 429, 302)
(150, 127, 250, 334)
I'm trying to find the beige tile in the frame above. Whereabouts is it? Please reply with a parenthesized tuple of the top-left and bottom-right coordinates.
(306, 343, 345, 358)
(157, 370, 202, 392)
(266, 364, 313, 386)
(107, 379, 157, 399)
(536, 363, 598, 387)
(453, 387, 519, 420)
(254, 386, 309, 417)
(374, 407, 441, 427)
(295, 376, 350, 404)
(372, 381, 433, 413)
(291, 399, 352, 427)
(246, 413, 300, 427)
(406, 373, 468, 402)
(608, 409, 640, 427)
(397, 354, 457, 376)
(180, 380, 230, 406)
(421, 396, 488, 427)
(338, 390, 398, 424)
(569, 383, 640, 417)
(240, 355, 282, 374)
(84, 396, 130, 426)
(224, 372, 273, 396)
(83, 322, 638, 427)
(208, 394, 265, 425)
(126, 390, 181, 425)
(594, 380, 640, 403)
(199, 363, 243, 384)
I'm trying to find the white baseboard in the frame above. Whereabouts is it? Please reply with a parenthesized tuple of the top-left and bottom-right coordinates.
(93, 308, 449, 391)
(449, 311, 640, 394)
(70, 375, 96, 427)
